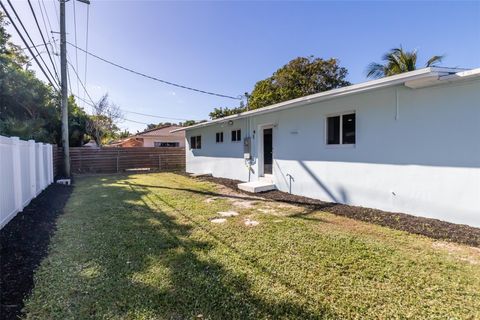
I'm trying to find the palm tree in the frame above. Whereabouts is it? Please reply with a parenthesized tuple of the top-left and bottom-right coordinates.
(366, 46, 444, 79)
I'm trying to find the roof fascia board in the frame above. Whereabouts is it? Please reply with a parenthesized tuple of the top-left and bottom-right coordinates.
(172, 68, 464, 132)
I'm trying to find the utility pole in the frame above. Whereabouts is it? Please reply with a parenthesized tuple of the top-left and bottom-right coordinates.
(60, 0, 69, 177)
(59, 0, 89, 177)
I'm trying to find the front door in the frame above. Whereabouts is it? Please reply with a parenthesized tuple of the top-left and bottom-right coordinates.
(263, 128, 273, 175)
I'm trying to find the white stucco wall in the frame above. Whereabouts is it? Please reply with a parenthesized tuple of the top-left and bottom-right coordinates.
(186, 79, 480, 226)
(186, 119, 250, 181)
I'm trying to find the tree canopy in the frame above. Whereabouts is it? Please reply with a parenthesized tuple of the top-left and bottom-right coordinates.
(366, 46, 444, 79)
(0, 12, 120, 146)
(209, 56, 350, 119)
(144, 122, 175, 131)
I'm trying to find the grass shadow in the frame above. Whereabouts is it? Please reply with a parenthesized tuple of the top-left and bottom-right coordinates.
(24, 175, 336, 319)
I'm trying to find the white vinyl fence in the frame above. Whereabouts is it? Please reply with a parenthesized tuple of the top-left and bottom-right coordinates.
(0, 135, 54, 229)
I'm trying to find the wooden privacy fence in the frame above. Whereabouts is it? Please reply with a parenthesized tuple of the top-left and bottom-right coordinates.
(0, 135, 54, 229)
(54, 147, 185, 174)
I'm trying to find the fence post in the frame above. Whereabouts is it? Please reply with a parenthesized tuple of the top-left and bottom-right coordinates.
(28, 140, 37, 198)
(158, 154, 161, 171)
(38, 143, 45, 190)
(116, 150, 119, 173)
(11, 137, 23, 213)
(47, 144, 53, 183)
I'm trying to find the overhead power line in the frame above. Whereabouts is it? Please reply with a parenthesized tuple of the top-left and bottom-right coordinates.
(21, 42, 49, 50)
(66, 42, 242, 100)
(40, 0, 56, 47)
(5, 0, 59, 87)
(39, 0, 60, 60)
(72, 0, 80, 98)
(73, 94, 191, 122)
(66, 59, 95, 106)
(83, 5, 90, 109)
(0, 0, 59, 91)
(27, 0, 60, 82)
(68, 57, 194, 125)
(70, 95, 153, 126)
(122, 118, 152, 125)
(122, 110, 190, 121)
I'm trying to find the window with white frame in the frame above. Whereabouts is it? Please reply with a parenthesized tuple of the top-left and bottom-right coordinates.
(190, 135, 201, 149)
(231, 129, 241, 142)
(216, 132, 224, 143)
(326, 112, 356, 145)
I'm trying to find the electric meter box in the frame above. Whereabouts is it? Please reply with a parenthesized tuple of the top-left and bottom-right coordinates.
(243, 137, 251, 159)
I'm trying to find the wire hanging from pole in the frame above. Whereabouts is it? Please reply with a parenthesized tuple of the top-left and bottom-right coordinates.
(67, 42, 242, 100)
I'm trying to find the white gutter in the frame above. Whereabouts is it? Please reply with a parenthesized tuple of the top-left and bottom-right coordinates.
(171, 67, 469, 133)
(439, 68, 480, 81)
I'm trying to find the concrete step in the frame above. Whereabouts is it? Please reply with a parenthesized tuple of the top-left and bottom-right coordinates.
(238, 180, 276, 193)
(189, 173, 212, 178)
(259, 174, 273, 184)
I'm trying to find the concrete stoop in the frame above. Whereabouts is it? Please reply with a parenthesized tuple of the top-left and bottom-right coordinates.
(238, 180, 276, 193)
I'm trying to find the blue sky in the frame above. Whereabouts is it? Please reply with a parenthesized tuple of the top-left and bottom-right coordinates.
(6, 0, 480, 132)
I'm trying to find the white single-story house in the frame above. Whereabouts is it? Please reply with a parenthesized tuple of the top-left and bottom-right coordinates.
(173, 67, 480, 227)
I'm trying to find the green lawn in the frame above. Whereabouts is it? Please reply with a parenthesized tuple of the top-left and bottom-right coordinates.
(24, 173, 480, 319)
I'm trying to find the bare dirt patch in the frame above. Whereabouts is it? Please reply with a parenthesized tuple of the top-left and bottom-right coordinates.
(198, 176, 480, 247)
(218, 211, 239, 217)
(244, 218, 260, 227)
(432, 241, 480, 265)
(230, 200, 256, 209)
(210, 218, 227, 224)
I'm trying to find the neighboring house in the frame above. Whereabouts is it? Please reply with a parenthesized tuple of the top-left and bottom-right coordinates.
(82, 140, 99, 148)
(109, 125, 185, 148)
(173, 67, 480, 227)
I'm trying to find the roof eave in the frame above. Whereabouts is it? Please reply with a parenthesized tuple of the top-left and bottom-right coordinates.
(172, 67, 468, 133)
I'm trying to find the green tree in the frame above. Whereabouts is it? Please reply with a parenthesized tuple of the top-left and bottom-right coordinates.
(118, 130, 131, 139)
(0, 12, 92, 146)
(209, 56, 350, 119)
(366, 46, 444, 79)
(179, 120, 205, 127)
(209, 103, 246, 120)
(68, 95, 90, 147)
(145, 122, 174, 131)
(0, 11, 57, 143)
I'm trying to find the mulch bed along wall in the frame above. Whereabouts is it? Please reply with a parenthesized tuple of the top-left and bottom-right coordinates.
(0, 184, 72, 320)
(198, 176, 480, 247)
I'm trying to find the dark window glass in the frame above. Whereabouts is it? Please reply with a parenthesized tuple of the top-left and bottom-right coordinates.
(327, 116, 340, 144)
(190, 136, 196, 149)
(190, 136, 201, 149)
(216, 132, 223, 143)
(155, 142, 180, 147)
(342, 113, 356, 144)
(232, 129, 241, 142)
(196, 136, 201, 149)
